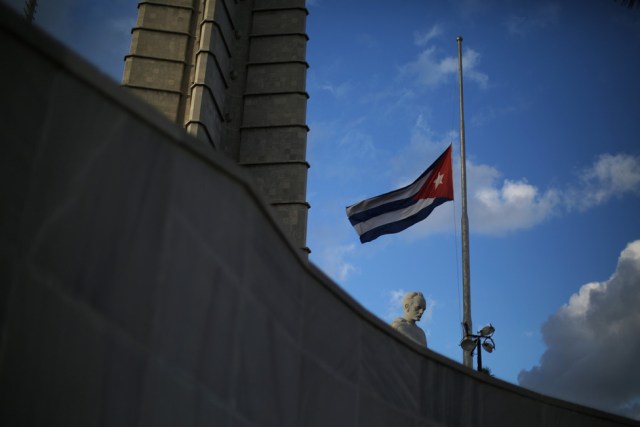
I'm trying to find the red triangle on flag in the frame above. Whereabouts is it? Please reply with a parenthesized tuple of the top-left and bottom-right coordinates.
(413, 145, 454, 200)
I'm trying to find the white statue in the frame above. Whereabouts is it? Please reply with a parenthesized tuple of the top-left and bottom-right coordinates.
(391, 291, 427, 347)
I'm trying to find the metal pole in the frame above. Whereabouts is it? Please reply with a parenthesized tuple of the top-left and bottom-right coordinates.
(457, 36, 473, 369)
(476, 341, 482, 372)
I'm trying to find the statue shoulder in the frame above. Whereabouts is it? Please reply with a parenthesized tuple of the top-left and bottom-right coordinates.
(391, 317, 427, 347)
(391, 317, 408, 329)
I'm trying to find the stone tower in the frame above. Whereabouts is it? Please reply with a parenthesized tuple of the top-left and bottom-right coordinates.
(122, 0, 310, 254)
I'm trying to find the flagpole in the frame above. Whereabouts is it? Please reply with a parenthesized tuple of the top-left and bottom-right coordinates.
(457, 36, 473, 369)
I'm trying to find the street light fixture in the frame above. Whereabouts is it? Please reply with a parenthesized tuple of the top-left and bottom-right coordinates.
(479, 324, 495, 337)
(459, 323, 496, 372)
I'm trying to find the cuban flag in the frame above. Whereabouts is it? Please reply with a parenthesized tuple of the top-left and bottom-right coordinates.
(346, 145, 454, 243)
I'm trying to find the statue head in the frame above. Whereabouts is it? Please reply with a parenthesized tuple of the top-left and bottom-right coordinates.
(402, 291, 426, 323)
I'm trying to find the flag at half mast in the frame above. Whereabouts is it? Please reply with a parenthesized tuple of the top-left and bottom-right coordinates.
(346, 145, 454, 243)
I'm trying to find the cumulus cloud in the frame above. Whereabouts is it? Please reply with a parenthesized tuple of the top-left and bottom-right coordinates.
(518, 240, 640, 419)
(385, 288, 407, 321)
(566, 153, 640, 211)
(316, 243, 357, 283)
(471, 104, 521, 127)
(413, 24, 443, 46)
(400, 46, 489, 89)
(319, 81, 352, 99)
(505, 3, 561, 36)
(463, 153, 640, 235)
(469, 164, 560, 234)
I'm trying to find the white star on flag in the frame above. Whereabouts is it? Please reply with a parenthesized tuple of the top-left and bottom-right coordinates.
(433, 173, 444, 189)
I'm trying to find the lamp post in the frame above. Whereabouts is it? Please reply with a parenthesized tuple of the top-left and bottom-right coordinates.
(459, 323, 496, 372)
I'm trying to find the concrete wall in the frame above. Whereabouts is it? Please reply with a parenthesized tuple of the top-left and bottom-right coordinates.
(1, 8, 638, 427)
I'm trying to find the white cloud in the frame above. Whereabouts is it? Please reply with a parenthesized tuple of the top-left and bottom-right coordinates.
(413, 23, 443, 46)
(317, 243, 357, 283)
(518, 240, 640, 419)
(400, 46, 489, 89)
(390, 117, 455, 187)
(308, 117, 385, 181)
(470, 171, 560, 234)
(319, 81, 352, 98)
(307, 69, 353, 100)
(455, 153, 640, 235)
(505, 3, 561, 36)
(423, 296, 436, 324)
(566, 153, 640, 211)
(470, 104, 521, 127)
(384, 288, 407, 321)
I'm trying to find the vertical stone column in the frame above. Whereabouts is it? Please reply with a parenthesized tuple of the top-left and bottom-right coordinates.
(122, 0, 201, 123)
(184, 0, 239, 149)
(238, 0, 310, 254)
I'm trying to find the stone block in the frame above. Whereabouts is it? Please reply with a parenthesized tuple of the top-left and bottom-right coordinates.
(193, 50, 227, 109)
(126, 87, 181, 120)
(272, 203, 308, 247)
(187, 85, 223, 145)
(245, 62, 307, 94)
(124, 57, 184, 91)
(140, 0, 193, 7)
(239, 127, 308, 163)
(199, 22, 232, 84)
(130, 29, 190, 62)
(244, 162, 308, 203)
(218, 0, 237, 27)
(252, 9, 307, 35)
(248, 34, 307, 63)
(254, 0, 307, 9)
(212, 2, 234, 50)
(138, 3, 193, 33)
(241, 93, 308, 128)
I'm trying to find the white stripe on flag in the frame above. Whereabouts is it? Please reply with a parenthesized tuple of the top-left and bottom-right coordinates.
(346, 169, 435, 217)
(353, 197, 436, 236)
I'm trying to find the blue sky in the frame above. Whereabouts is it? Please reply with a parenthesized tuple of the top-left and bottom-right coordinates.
(5, 0, 640, 419)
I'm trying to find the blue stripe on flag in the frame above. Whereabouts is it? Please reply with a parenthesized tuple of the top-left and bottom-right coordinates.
(348, 197, 419, 226)
(357, 197, 450, 243)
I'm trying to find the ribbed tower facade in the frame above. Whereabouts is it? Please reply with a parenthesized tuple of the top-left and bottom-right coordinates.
(122, 0, 310, 253)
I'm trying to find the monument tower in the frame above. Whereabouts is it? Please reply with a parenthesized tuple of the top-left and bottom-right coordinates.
(122, 0, 311, 254)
